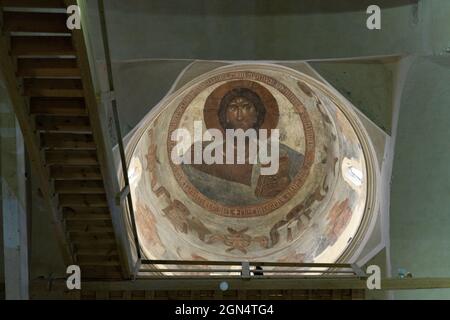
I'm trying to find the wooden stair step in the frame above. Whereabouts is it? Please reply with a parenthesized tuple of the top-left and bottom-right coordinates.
(35, 115, 91, 133)
(59, 194, 108, 207)
(3, 12, 68, 33)
(18, 58, 80, 78)
(77, 255, 120, 266)
(46, 150, 98, 165)
(66, 220, 113, 229)
(0, 0, 65, 8)
(72, 241, 118, 249)
(65, 213, 111, 221)
(69, 232, 116, 242)
(66, 224, 114, 234)
(55, 181, 105, 194)
(11, 36, 75, 56)
(24, 79, 83, 97)
(30, 98, 86, 116)
(63, 207, 110, 215)
(74, 248, 118, 256)
(66, 225, 114, 233)
(50, 166, 102, 180)
(63, 206, 110, 217)
(41, 133, 95, 150)
(73, 243, 118, 251)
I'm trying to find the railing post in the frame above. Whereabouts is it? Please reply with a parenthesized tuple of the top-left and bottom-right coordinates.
(351, 263, 367, 278)
(241, 261, 250, 279)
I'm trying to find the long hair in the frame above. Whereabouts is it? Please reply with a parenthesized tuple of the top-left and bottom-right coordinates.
(218, 88, 266, 130)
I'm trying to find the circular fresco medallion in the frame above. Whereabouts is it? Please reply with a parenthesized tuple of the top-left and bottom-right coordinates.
(167, 71, 316, 217)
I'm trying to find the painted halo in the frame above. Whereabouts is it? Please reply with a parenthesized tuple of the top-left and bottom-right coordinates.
(203, 79, 279, 133)
(167, 71, 315, 217)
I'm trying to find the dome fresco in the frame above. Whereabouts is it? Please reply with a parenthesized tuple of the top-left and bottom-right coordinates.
(125, 64, 376, 272)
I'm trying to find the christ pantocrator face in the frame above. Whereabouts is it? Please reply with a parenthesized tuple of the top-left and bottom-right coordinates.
(225, 96, 258, 131)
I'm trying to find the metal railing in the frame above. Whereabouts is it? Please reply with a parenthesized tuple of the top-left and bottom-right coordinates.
(98, 0, 141, 262)
(139, 260, 367, 279)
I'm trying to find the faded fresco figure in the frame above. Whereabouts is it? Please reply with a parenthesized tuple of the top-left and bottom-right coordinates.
(181, 81, 304, 206)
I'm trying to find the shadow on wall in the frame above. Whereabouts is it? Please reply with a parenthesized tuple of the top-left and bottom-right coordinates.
(107, 0, 418, 15)
(390, 55, 450, 299)
(90, 0, 423, 61)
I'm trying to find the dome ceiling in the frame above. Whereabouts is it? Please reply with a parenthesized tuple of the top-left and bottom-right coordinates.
(125, 64, 375, 272)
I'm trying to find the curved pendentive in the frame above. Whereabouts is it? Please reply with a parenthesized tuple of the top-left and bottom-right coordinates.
(125, 64, 377, 273)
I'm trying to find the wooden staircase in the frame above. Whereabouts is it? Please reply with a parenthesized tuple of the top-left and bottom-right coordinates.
(0, 0, 127, 279)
